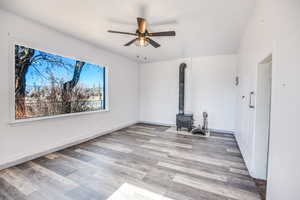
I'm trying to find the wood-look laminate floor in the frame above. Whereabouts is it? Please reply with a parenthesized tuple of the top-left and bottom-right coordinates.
(0, 124, 261, 200)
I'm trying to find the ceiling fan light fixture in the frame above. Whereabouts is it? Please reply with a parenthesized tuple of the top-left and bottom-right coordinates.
(135, 37, 149, 47)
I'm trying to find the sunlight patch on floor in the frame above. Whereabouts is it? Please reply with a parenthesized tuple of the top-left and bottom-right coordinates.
(107, 183, 174, 200)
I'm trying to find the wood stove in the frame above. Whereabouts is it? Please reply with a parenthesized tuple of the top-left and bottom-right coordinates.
(176, 113, 193, 131)
(176, 63, 194, 131)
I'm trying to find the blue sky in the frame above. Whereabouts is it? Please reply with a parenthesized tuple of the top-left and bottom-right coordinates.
(25, 49, 105, 91)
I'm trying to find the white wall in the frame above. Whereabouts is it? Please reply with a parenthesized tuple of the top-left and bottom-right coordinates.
(140, 55, 237, 132)
(0, 10, 139, 169)
(139, 58, 192, 126)
(236, 0, 300, 199)
(191, 56, 237, 132)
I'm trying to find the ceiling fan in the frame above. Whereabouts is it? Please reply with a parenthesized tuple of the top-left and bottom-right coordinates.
(108, 17, 176, 48)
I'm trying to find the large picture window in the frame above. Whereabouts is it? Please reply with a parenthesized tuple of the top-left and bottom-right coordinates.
(14, 44, 106, 120)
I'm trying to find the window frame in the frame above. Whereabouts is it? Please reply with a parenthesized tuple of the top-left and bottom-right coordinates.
(8, 37, 110, 125)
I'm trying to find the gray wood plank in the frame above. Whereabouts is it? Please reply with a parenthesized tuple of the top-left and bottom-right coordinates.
(0, 168, 37, 196)
(0, 124, 260, 200)
(173, 174, 260, 200)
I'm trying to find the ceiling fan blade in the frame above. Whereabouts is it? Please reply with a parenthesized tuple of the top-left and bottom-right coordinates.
(147, 38, 161, 48)
(148, 31, 176, 37)
(108, 30, 137, 36)
(137, 17, 147, 33)
(124, 38, 138, 46)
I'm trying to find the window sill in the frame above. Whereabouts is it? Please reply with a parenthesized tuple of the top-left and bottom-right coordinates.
(8, 109, 110, 126)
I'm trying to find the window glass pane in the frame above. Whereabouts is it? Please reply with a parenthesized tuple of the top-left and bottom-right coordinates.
(15, 44, 106, 120)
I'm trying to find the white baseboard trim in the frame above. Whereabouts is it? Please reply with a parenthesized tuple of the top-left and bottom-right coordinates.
(139, 121, 174, 127)
(0, 120, 138, 170)
(139, 121, 235, 135)
(209, 128, 235, 135)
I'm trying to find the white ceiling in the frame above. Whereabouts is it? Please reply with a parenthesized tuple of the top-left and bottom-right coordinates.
(0, 0, 255, 63)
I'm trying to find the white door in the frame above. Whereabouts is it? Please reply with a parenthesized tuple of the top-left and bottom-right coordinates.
(254, 59, 272, 180)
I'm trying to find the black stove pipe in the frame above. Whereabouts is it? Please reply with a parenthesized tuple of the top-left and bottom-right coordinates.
(179, 63, 187, 114)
